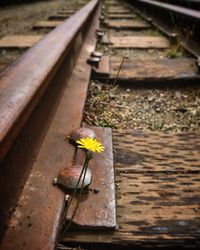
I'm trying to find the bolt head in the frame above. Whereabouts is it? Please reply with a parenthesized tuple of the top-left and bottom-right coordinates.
(57, 164, 92, 190)
(69, 128, 96, 144)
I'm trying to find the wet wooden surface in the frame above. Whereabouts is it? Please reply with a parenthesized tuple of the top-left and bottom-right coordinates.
(110, 36, 170, 49)
(0, 35, 43, 48)
(62, 129, 200, 248)
(110, 58, 198, 81)
(108, 20, 150, 29)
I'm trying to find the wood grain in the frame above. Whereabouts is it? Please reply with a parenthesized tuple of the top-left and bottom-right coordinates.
(108, 20, 150, 29)
(110, 36, 170, 49)
(110, 58, 199, 81)
(0, 35, 43, 48)
(62, 130, 200, 248)
(108, 14, 136, 19)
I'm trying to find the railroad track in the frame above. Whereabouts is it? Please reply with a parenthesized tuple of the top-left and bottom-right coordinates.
(0, 0, 200, 249)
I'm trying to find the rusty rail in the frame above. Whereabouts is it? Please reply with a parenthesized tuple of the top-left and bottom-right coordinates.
(156, 0, 200, 10)
(135, 0, 200, 22)
(0, 0, 96, 162)
(0, 0, 100, 248)
(130, 0, 200, 58)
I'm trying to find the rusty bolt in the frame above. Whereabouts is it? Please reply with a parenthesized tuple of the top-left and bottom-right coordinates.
(91, 51, 102, 58)
(57, 164, 92, 190)
(87, 56, 100, 67)
(69, 127, 96, 144)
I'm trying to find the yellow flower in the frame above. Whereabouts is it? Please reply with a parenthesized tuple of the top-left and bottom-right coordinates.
(76, 138, 104, 153)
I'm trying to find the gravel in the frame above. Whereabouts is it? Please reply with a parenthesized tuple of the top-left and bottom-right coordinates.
(84, 81, 200, 132)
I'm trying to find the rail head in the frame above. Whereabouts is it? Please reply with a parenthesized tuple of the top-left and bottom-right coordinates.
(136, 0, 200, 22)
(0, 0, 99, 163)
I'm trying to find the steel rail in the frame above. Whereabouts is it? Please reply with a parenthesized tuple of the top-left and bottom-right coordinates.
(0, 1, 98, 162)
(135, 0, 200, 22)
(131, 0, 200, 58)
(0, 0, 100, 249)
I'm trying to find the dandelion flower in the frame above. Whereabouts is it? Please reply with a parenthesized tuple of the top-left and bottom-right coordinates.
(76, 137, 104, 153)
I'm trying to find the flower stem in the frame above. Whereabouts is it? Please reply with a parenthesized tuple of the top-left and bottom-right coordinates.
(61, 154, 90, 236)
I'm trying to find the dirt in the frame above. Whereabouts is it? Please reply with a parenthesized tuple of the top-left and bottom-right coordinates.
(0, 0, 88, 73)
(84, 81, 200, 132)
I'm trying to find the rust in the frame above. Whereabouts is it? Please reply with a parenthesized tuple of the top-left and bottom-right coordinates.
(138, 0, 200, 21)
(0, 0, 99, 163)
(63, 129, 200, 248)
(57, 164, 92, 190)
(69, 128, 96, 144)
(0, 0, 100, 249)
(66, 127, 116, 229)
(92, 55, 110, 78)
(87, 56, 100, 67)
